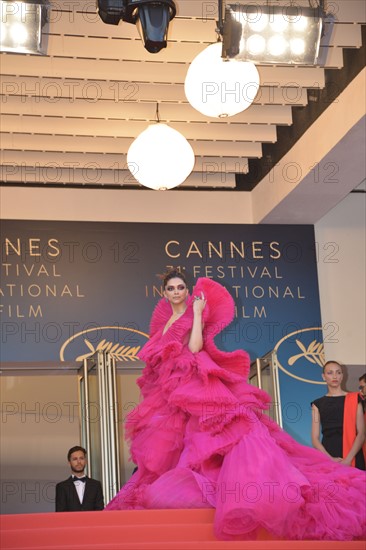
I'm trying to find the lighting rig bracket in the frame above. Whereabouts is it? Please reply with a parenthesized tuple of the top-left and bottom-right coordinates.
(97, 0, 176, 53)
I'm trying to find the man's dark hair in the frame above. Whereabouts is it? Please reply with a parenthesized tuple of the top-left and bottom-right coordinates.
(67, 446, 87, 461)
(359, 373, 366, 383)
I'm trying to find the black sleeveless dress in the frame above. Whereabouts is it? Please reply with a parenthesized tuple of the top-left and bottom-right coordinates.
(312, 394, 365, 470)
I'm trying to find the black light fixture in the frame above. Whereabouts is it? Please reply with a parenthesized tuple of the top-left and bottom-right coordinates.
(220, 1, 326, 65)
(0, 0, 49, 54)
(97, 0, 176, 54)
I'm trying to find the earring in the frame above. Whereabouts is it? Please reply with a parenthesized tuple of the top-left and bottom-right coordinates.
(165, 297, 168, 303)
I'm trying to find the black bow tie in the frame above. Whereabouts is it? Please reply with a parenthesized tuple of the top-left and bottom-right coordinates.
(73, 476, 86, 483)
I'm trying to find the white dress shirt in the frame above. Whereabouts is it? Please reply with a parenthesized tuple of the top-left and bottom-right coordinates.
(73, 477, 86, 503)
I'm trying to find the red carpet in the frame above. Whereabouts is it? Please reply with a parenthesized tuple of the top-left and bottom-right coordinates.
(1, 509, 364, 550)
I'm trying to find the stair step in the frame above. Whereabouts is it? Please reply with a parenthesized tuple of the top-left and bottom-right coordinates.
(1, 509, 364, 550)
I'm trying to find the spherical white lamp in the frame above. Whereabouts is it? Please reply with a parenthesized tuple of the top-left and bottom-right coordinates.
(127, 123, 195, 190)
(184, 42, 260, 118)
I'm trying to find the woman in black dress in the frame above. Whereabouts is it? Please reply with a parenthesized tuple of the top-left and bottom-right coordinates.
(311, 360, 365, 469)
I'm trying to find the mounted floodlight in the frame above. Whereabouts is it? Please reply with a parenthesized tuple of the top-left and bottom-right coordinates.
(222, 4, 324, 65)
(97, 0, 176, 53)
(0, 0, 49, 54)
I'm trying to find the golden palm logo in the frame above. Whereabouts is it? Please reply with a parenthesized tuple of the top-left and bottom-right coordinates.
(76, 338, 141, 362)
(274, 327, 326, 384)
(59, 326, 149, 362)
(288, 340, 325, 368)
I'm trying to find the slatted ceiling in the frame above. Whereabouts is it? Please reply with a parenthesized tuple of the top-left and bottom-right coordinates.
(1, 96, 293, 125)
(329, 22, 363, 47)
(0, 76, 310, 105)
(46, 1, 366, 30)
(172, 0, 366, 22)
(194, 157, 248, 173)
(0, 167, 237, 188)
(0, 54, 327, 87)
(50, 0, 366, 26)
(39, 34, 346, 69)
(0, 150, 248, 172)
(48, 11, 217, 42)
(45, 34, 207, 63)
(328, 0, 366, 23)
(1, 1, 364, 191)
(46, 11, 363, 50)
(0, 168, 138, 186)
(48, 0, 209, 20)
(0, 133, 263, 157)
(0, 151, 128, 166)
(166, 17, 217, 42)
(0, 115, 278, 141)
(317, 46, 344, 68)
(46, 15, 364, 52)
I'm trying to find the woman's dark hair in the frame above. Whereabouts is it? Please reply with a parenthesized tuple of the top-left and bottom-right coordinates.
(160, 268, 188, 288)
(322, 360, 344, 374)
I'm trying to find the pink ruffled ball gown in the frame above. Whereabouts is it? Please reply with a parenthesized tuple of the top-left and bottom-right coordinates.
(106, 278, 366, 541)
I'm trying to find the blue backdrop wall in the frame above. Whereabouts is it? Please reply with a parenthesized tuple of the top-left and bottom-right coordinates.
(0, 220, 328, 445)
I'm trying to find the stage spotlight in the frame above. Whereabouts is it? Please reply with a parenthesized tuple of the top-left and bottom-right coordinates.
(97, 0, 176, 53)
(222, 4, 324, 65)
(0, 0, 49, 55)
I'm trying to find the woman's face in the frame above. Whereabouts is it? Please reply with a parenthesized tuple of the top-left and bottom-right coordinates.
(322, 363, 343, 388)
(164, 277, 188, 306)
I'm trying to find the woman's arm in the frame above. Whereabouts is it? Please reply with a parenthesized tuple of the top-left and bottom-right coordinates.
(311, 404, 339, 459)
(341, 402, 366, 466)
(188, 291, 206, 353)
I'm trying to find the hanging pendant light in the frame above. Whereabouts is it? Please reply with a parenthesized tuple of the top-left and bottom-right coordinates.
(127, 109, 195, 190)
(184, 42, 260, 118)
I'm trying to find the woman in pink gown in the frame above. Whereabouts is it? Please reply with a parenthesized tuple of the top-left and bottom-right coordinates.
(106, 270, 366, 541)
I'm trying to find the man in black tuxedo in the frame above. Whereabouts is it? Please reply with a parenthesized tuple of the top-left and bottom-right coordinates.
(55, 446, 104, 511)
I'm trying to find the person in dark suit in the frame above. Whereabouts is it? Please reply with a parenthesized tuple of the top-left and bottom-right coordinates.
(55, 446, 104, 511)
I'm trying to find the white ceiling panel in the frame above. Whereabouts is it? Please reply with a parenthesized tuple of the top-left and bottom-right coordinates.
(1, 0, 364, 191)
